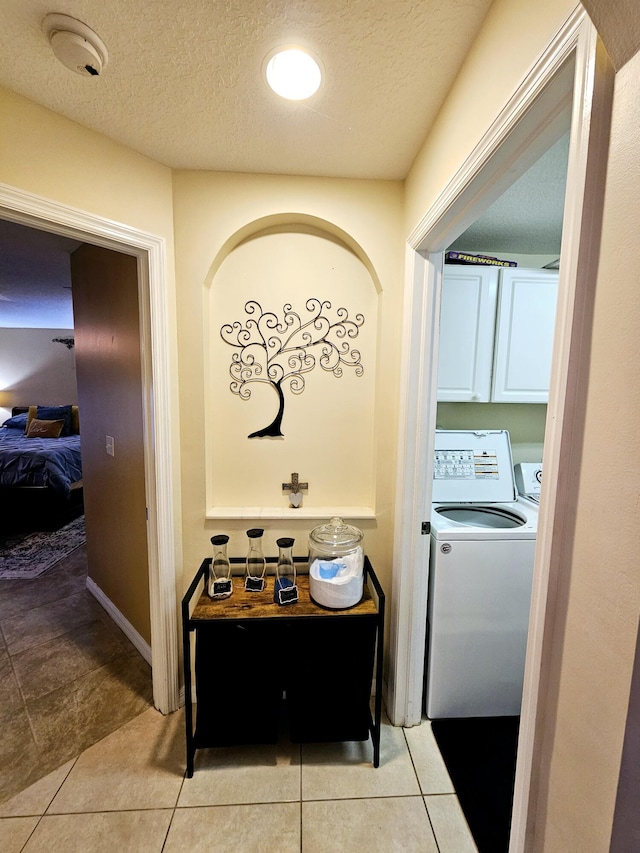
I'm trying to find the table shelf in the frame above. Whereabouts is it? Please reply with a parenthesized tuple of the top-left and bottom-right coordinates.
(182, 556, 385, 776)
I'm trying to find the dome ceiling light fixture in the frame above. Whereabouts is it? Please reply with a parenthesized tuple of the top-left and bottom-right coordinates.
(42, 13, 108, 77)
(264, 46, 322, 101)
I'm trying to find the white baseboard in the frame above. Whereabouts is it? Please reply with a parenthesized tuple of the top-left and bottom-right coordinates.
(86, 576, 152, 666)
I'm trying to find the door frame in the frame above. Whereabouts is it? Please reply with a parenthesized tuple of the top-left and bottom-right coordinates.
(388, 8, 613, 850)
(0, 182, 180, 714)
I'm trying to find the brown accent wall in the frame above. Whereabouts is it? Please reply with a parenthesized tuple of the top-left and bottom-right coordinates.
(71, 244, 150, 644)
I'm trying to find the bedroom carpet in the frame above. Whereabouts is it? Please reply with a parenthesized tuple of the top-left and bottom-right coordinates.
(0, 516, 86, 580)
(431, 716, 520, 853)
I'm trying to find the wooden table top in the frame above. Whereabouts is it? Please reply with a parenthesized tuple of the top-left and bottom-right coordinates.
(190, 574, 377, 622)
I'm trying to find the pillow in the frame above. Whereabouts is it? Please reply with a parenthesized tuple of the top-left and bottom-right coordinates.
(27, 405, 73, 436)
(26, 418, 65, 439)
(1, 412, 28, 429)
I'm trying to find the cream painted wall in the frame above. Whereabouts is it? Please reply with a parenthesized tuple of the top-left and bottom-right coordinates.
(405, 0, 575, 235)
(0, 87, 182, 636)
(172, 171, 404, 599)
(0, 88, 175, 241)
(208, 229, 377, 511)
(534, 46, 640, 852)
(0, 328, 77, 422)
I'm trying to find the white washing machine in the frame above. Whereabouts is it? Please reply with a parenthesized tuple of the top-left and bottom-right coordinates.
(425, 430, 538, 719)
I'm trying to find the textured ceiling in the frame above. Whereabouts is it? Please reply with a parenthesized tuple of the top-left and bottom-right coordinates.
(450, 132, 570, 254)
(0, 1, 571, 326)
(581, 0, 640, 70)
(0, 0, 494, 179)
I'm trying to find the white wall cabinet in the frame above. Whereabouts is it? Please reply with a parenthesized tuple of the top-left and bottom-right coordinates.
(437, 266, 558, 403)
(491, 268, 558, 402)
(437, 266, 499, 402)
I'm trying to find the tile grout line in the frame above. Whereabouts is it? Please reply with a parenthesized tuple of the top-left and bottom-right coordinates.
(8, 755, 79, 852)
(0, 619, 39, 747)
(160, 770, 187, 851)
(402, 725, 443, 853)
(402, 725, 426, 796)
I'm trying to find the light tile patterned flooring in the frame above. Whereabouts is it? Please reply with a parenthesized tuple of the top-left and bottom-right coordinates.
(0, 544, 478, 852)
(0, 706, 478, 852)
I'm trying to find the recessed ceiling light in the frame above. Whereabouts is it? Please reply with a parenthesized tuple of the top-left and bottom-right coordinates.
(264, 47, 322, 101)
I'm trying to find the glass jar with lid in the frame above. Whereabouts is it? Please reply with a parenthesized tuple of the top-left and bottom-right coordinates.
(308, 516, 364, 609)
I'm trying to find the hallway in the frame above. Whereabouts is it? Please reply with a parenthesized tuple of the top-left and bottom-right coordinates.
(1, 544, 479, 850)
(0, 704, 478, 852)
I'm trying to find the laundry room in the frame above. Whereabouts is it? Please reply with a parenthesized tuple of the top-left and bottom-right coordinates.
(435, 131, 571, 473)
(422, 131, 570, 851)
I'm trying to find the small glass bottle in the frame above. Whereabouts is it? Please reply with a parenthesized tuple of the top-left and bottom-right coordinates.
(244, 528, 266, 592)
(274, 537, 298, 605)
(209, 534, 232, 599)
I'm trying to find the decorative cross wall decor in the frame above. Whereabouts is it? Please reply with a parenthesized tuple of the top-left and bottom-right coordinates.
(282, 472, 308, 509)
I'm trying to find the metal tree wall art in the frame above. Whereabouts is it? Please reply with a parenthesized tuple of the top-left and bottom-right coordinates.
(220, 299, 365, 438)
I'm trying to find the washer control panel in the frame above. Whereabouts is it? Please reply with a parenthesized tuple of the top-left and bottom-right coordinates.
(434, 449, 499, 481)
(432, 430, 517, 504)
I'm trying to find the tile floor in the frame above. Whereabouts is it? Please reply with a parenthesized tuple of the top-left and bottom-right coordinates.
(0, 544, 154, 805)
(0, 705, 478, 852)
(0, 542, 478, 851)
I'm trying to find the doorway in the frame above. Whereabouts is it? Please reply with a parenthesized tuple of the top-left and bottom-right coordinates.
(422, 131, 570, 851)
(389, 10, 612, 852)
(0, 187, 179, 715)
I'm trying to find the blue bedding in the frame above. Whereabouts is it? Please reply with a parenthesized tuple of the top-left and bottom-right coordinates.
(0, 428, 82, 496)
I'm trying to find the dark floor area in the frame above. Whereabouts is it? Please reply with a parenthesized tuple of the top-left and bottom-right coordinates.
(0, 487, 85, 541)
(0, 544, 153, 805)
(432, 715, 520, 853)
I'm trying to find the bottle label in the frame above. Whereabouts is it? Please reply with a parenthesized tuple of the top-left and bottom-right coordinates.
(211, 579, 233, 598)
(245, 576, 265, 593)
(278, 584, 298, 605)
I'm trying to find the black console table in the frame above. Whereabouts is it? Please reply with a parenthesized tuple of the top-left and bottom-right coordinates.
(181, 556, 385, 776)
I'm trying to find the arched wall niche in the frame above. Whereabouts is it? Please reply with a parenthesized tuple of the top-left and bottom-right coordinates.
(204, 213, 383, 294)
(203, 213, 381, 520)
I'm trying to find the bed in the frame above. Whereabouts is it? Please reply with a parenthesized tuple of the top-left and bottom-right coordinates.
(0, 405, 83, 533)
